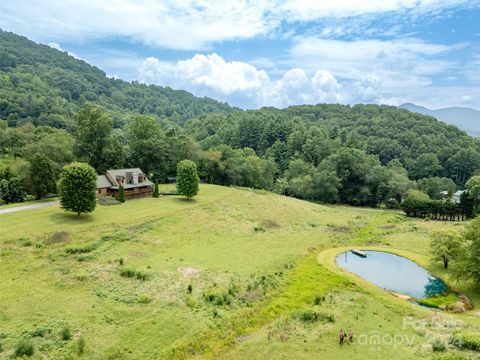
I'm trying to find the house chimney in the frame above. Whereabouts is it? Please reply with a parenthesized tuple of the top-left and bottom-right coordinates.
(133, 170, 139, 184)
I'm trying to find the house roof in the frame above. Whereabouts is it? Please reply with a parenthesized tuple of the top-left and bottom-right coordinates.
(97, 175, 111, 189)
(97, 168, 152, 190)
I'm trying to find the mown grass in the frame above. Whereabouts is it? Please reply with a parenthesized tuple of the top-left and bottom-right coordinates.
(0, 184, 479, 359)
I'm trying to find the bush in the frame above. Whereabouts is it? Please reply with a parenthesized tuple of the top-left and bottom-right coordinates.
(294, 310, 335, 323)
(117, 185, 125, 203)
(61, 326, 72, 341)
(14, 339, 34, 357)
(386, 198, 400, 209)
(120, 268, 149, 281)
(65, 242, 100, 254)
(77, 336, 86, 355)
(432, 338, 446, 352)
(153, 181, 159, 198)
(451, 331, 480, 351)
(0, 176, 25, 204)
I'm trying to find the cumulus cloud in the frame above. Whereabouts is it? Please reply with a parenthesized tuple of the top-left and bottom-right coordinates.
(137, 53, 381, 108)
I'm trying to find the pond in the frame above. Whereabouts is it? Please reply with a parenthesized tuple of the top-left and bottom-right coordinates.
(336, 250, 447, 299)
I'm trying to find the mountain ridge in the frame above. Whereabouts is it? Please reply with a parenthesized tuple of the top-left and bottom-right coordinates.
(399, 103, 479, 137)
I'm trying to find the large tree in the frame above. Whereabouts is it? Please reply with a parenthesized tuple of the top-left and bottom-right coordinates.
(453, 218, 480, 284)
(59, 162, 97, 216)
(126, 115, 166, 176)
(430, 230, 463, 269)
(176, 160, 199, 199)
(27, 153, 57, 199)
(74, 105, 113, 173)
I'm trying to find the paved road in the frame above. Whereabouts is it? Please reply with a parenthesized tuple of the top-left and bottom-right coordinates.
(0, 201, 59, 215)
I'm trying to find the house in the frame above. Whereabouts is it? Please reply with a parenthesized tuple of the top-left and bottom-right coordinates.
(453, 190, 467, 204)
(97, 168, 153, 199)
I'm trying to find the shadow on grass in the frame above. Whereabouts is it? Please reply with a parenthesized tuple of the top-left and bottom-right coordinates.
(172, 197, 198, 203)
(50, 212, 95, 224)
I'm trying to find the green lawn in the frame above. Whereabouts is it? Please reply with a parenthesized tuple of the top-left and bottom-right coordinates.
(0, 184, 479, 359)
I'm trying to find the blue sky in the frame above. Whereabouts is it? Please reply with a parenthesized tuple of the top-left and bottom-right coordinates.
(1, 0, 479, 109)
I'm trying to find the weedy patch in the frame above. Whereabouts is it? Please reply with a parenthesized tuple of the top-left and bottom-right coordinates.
(101, 230, 131, 242)
(293, 309, 335, 323)
(120, 268, 150, 281)
(65, 242, 100, 254)
(260, 219, 281, 229)
(45, 231, 70, 245)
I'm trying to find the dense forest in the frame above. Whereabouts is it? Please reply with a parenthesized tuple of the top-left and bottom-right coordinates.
(1, 30, 479, 210)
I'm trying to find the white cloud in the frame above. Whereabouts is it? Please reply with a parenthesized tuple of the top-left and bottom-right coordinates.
(2, 0, 275, 51)
(46, 41, 82, 61)
(1, 0, 476, 50)
(276, 0, 474, 21)
(137, 53, 381, 108)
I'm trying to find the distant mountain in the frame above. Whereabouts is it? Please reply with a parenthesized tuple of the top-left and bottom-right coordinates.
(400, 103, 480, 137)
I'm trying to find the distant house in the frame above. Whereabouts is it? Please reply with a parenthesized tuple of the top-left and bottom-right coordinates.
(97, 168, 153, 199)
(453, 190, 467, 204)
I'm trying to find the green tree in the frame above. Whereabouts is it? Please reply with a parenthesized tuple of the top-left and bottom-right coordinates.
(27, 153, 57, 199)
(74, 105, 113, 173)
(118, 185, 125, 203)
(466, 175, 480, 214)
(453, 218, 480, 284)
(0, 176, 25, 204)
(419, 177, 457, 199)
(59, 162, 97, 216)
(126, 115, 166, 176)
(176, 160, 199, 199)
(153, 181, 159, 198)
(430, 230, 463, 269)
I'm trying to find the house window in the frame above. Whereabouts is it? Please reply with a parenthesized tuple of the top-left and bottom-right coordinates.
(98, 189, 101, 194)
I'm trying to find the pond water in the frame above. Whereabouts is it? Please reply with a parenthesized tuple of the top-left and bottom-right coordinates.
(336, 251, 447, 299)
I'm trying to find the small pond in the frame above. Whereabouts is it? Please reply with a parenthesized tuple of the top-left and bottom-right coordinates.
(336, 250, 447, 299)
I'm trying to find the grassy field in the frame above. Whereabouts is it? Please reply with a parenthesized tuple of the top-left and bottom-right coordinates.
(0, 184, 479, 359)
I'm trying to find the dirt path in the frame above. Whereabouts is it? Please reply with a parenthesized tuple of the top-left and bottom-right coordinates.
(0, 201, 59, 215)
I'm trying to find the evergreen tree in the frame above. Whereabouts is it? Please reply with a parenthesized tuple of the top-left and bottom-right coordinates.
(118, 185, 125, 203)
(176, 160, 199, 199)
(59, 162, 97, 216)
(153, 180, 159, 198)
(28, 153, 57, 199)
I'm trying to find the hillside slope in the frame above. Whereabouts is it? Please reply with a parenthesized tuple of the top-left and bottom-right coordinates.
(0, 185, 478, 359)
(400, 103, 480, 137)
(0, 30, 233, 128)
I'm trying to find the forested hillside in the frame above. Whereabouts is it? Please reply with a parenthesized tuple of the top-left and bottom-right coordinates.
(1, 30, 479, 209)
(0, 30, 233, 128)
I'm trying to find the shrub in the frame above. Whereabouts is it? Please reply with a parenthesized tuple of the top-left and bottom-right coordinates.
(117, 185, 125, 203)
(137, 295, 152, 304)
(77, 336, 86, 355)
(61, 326, 72, 341)
(153, 181, 159, 198)
(187, 284, 193, 293)
(14, 339, 34, 357)
(294, 310, 335, 323)
(120, 268, 149, 281)
(313, 295, 324, 305)
(65, 242, 100, 254)
(432, 338, 446, 352)
(451, 331, 480, 351)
